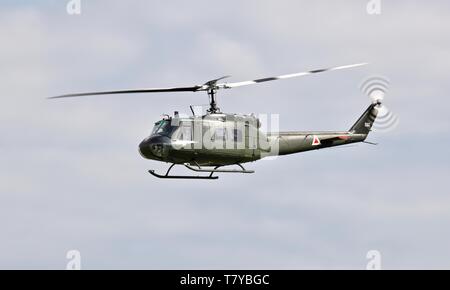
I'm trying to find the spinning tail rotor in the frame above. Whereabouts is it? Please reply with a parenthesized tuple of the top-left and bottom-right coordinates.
(360, 76, 399, 132)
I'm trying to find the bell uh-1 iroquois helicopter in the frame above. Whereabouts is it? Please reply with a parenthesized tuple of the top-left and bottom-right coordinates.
(50, 63, 381, 180)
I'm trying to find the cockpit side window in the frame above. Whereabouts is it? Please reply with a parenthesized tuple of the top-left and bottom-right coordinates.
(151, 120, 177, 136)
(156, 121, 170, 134)
(151, 121, 162, 135)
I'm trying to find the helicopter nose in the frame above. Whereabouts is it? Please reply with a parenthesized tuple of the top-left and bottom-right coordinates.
(139, 139, 151, 158)
(138, 136, 171, 159)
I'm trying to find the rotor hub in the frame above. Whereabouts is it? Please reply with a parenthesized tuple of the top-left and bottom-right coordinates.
(207, 88, 220, 114)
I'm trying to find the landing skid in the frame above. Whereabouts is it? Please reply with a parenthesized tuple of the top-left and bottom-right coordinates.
(148, 163, 254, 180)
(148, 169, 218, 180)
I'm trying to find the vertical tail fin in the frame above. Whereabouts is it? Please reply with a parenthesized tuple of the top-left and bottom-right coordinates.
(350, 103, 379, 135)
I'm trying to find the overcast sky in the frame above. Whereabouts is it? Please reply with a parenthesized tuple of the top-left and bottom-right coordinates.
(1, 0, 450, 269)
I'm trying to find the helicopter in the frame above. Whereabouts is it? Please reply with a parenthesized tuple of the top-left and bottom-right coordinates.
(50, 63, 381, 180)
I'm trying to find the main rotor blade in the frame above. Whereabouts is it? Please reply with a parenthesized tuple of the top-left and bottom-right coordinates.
(220, 63, 368, 89)
(203, 76, 231, 86)
(49, 86, 202, 99)
(50, 63, 368, 100)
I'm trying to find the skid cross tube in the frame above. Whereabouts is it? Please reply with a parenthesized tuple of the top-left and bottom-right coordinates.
(184, 163, 255, 174)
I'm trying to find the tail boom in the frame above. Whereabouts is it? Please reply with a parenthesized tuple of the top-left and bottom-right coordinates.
(265, 104, 378, 156)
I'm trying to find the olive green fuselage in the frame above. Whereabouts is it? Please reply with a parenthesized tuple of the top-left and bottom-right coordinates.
(138, 111, 371, 167)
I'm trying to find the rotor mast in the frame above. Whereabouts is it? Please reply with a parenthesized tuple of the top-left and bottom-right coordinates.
(207, 88, 220, 114)
(202, 76, 230, 114)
